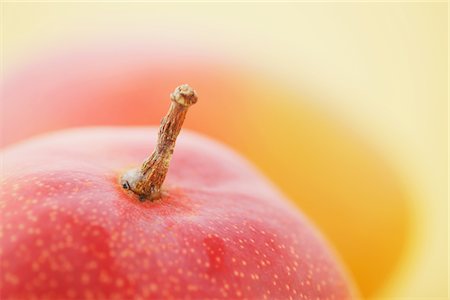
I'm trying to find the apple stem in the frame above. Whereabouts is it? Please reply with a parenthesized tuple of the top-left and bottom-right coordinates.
(120, 84, 198, 201)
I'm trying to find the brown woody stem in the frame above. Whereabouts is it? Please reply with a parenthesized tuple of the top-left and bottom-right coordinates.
(120, 84, 198, 201)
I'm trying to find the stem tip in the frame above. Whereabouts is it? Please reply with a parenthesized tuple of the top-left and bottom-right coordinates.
(171, 84, 198, 107)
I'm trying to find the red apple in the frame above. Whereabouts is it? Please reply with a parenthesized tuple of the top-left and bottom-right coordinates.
(0, 86, 357, 299)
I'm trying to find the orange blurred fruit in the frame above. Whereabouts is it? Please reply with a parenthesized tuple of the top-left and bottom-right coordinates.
(2, 44, 410, 297)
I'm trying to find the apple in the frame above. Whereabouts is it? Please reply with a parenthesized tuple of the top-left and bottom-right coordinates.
(0, 85, 357, 299)
(2, 45, 410, 297)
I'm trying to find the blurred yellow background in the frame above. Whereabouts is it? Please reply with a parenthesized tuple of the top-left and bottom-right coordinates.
(2, 2, 447, 299)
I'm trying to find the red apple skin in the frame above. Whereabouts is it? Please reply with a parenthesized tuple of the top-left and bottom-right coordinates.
(0, 128, 357, 299)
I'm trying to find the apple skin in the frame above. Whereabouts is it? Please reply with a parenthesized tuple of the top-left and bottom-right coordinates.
(0, 128, 357, 299)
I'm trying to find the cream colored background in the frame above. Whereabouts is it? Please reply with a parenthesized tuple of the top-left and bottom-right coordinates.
(1, 2, 447, 298)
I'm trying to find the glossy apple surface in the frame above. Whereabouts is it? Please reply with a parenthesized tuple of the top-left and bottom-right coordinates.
(0, 128, 357, 299)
